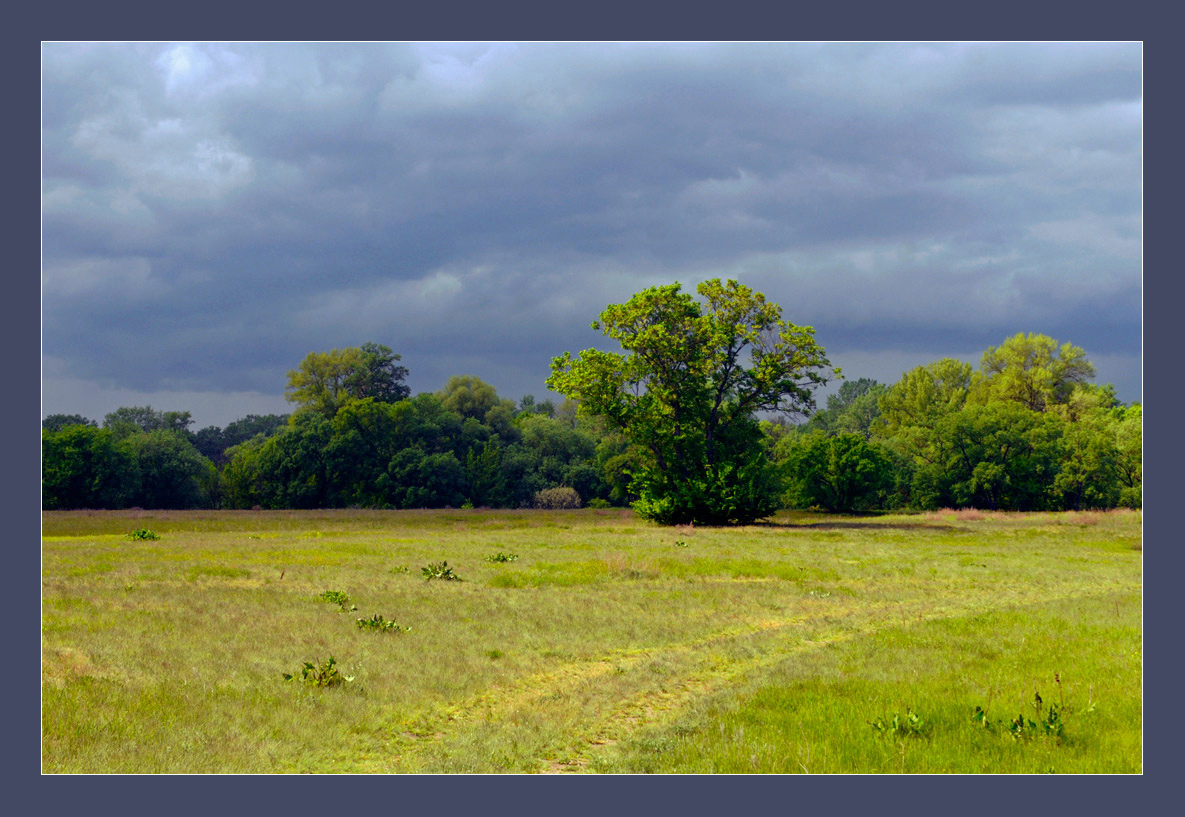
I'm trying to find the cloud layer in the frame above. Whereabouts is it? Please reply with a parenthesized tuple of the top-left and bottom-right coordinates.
(42, 42, 1142, 427)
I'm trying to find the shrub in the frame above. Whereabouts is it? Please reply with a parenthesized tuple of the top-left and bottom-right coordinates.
(587, 498, 612, 509)
(317, 590, 355, 611)
(355, 614, 408, 633)
(534, 486, 582, 509)
(283, 656, 353, 687)
(127, 529, 160, 541)
(422, 561, 460, 581)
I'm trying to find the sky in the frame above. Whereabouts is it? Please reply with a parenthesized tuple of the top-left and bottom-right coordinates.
(41, 42, 1142, 430)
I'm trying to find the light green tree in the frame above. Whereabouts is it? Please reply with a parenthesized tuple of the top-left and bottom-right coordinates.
(971, 332, 1095, 412)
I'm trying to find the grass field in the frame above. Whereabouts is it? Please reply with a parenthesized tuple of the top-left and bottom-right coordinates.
(41, 507, 1142, 773)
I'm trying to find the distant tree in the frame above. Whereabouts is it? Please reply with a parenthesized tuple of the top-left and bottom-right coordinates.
(42, 414, 97, 432)
(547, 279, 835, 525)
(194, 413, 291, 465)
(971, 332, 1095, 412)
(250, 412, 335, 508)
(286, 344, 409, 418)
(518, 394, 557, 417)
(345, 342, 411, 403)
(122, 430, 217, 509)
(103, 406, 194, 439)
(463, 441, 507, 508)
(779, 432, 894, 512)
(437, 375, 501, 421)
(1050, 410, 1121, 510)
(225, 413, 290, 444)
(925, 402, 1063, 511)
(192, 426, 228, 464)
(484, 399, 521, 442)
(1112, 404, 1142, 508)
(875, 359, 973, 440)
(42, 425, 137, 509)
(385, 449, 467, 509)
(802, 378, 886, 439)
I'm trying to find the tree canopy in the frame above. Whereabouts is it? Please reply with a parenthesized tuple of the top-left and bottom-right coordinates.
(547, 279, 836, 525)
(285, 343, 409, 418)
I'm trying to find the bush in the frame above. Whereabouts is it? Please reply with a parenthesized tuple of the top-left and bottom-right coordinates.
(534, 486, 582, 509)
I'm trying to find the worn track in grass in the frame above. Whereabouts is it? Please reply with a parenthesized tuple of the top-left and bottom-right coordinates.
(357, 584, 1119, 773)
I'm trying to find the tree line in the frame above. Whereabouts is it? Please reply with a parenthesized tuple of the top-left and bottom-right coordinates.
(42, 283, 1141, 519)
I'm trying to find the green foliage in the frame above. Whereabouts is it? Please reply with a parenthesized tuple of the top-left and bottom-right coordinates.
(975, 688, 1067, 743)
(42, 414, 97, 432)
(286, 344, 409, 419)
(355, 614, 409, 633)
(437, 375, 503, 422)
(45, 330, 1139, 515)
(779, 432, 894, 512)
(803, 378, 886, 439)
(317, 590, 355, 611)
(874, 359, 973, 444)
(548, 279, 835, 525)
(972, 333, 1095, 412)
(485, 552, 519, 562)
(193, 413, 289, 466)
(103, 406, 194, 440)
(422, 561, 460, 581)
(121, 430, 218, 509)
(930, 402, 1064, 511)
(283, 656, 354, 687)
(126, 529, 159, 541)
(869, 709, 930, 739)
(534, 486, 582, 509)
(42, 425, 138, 509)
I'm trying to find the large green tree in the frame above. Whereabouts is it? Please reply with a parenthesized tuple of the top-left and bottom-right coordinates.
(547, 279, 835, 525)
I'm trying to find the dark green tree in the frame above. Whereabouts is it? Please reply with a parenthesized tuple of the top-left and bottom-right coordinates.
(927, 402, 1063, 511)
(778, 432, 894, 512)
(123, 430, 217, 509)
(103, 406, 194, 440)
(42, 425, 137, 509)
(42, 414, 97, 432)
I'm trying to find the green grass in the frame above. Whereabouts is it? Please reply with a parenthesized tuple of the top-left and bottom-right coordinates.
(42, 507, 1141, 773)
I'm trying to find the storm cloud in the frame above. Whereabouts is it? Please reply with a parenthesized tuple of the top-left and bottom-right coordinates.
(42, 42, 1142, 427)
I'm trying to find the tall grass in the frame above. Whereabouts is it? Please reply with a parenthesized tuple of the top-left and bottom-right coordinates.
(42, 508, 1141, 773)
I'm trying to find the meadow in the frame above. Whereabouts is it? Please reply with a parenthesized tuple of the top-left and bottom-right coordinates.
(41, 507, 1142, 773)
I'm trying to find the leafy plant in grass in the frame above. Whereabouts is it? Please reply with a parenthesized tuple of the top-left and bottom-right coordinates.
(485, 552, 519, 563)
(422, 561, 461, 581)
(355, 614, 409, 633)
(127, 529, 159, 540)
(974, 683, 1069, 743)
(283, 656, 353, 687)
(869, 709, 930, 739)
(317, 590, 356, 611)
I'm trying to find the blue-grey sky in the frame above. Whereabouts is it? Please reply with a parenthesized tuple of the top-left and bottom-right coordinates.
(42, 42, 1142, 429)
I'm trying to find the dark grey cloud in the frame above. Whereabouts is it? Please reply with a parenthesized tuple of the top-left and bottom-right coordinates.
(42, 42, 1142, 427)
